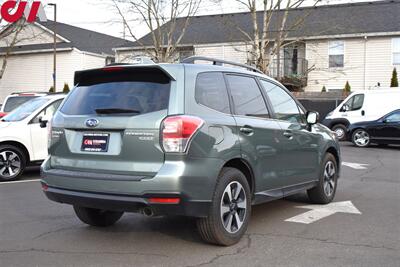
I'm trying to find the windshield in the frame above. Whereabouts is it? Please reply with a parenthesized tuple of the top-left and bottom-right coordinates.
(4, 96, 39, 112)
(61, 81, 170, 116)
(2, 97, 49, 122)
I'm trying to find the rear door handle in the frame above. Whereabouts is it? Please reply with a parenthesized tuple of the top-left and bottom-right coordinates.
(283, 130, 293, 139)
(240, 126, 254, 135)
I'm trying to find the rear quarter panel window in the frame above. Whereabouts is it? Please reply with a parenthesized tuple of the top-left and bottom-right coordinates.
(195, 72, 230, 113)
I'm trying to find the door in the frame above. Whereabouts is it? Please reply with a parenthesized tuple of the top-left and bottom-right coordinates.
(224, 74, 282, 193)
(259, 79, 320, 188)
(29, 99, 63, 160)
(372, 110, 400, 143)
(339, 94, 366, 123)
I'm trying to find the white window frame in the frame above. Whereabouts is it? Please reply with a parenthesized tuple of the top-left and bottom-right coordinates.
(393, 38, 400, 65)
(328, 40, 344, 68)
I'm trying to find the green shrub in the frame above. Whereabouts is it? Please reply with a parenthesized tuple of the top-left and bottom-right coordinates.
(49, 86, 55, 93)
(63, 83, 70, 93)
(344, 81, 351, 93)
(321, 86, 327, 92)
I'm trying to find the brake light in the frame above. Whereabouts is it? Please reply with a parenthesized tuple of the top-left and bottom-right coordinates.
(148, 198, 180, 204)
(161, 115, 204, 153)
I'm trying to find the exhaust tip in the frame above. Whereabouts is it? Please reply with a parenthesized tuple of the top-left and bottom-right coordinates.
(142, 207, 154, 217)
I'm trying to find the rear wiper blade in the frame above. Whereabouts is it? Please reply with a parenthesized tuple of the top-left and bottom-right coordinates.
(95, 108, 141, 114)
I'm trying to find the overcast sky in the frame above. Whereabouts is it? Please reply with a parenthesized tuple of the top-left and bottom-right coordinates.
(38, 0, 381, 40)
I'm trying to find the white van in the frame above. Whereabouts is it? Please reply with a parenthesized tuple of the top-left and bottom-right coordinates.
(322, 89, 400, 140)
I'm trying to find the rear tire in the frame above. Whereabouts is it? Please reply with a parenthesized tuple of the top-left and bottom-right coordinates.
(352, 129, 370, 147)
(73, 206, 123, 227)
(307, 153, 338, 204)
(0, 145, 27, 182)
(331, 124, 347, 141)
(197, 167, 251, 246)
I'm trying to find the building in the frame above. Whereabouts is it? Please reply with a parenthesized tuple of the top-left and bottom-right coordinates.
(115, 0, 400, 92)
(0, 21, 133, 101)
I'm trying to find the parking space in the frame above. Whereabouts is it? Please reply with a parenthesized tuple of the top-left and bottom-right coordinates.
(0, 143, 399, 267)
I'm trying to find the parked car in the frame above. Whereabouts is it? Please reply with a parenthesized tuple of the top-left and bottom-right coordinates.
(0, 92, 50, 118)
(348, 109, 400, 147)
(0, 94, 65, 181)
(41, 57, 341, 246)
(322, 89, 400, 141)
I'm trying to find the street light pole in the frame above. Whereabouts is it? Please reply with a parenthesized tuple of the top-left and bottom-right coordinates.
(48, 3, 57, 92)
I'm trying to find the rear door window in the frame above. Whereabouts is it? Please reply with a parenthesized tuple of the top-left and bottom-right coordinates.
(61, 69, 171, 116)
(225, 75, 269, 118)
(195, 72, 230, 113)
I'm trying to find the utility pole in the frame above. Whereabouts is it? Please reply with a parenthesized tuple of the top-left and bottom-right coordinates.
(48, 3, 57, 92)
(276, 1, 281, 80)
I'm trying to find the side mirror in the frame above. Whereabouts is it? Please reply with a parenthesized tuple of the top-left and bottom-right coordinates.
(306, 111, 319, 125)
(39, 115, 51, 128)
(382, 118, 388, 123)
(340, 104, 350, 112)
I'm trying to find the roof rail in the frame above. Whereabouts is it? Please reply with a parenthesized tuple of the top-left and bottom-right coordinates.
(181, 56, 263, 74)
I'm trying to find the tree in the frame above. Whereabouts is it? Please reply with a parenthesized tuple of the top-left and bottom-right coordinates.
(321, 86, 326, 92)
(390, 68, 398, 87)
(49, 86, 55, 93)
(110, 0, 202, 63)
(0, 18, 27, 80)
(229, 0, 322, 75)
(344, 81, 351, 94)
(62, 83, 70, 93)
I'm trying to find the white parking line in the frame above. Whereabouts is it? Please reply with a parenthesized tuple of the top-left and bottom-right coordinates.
(0, 179, 40, 185)
(342, 162, 369, 170)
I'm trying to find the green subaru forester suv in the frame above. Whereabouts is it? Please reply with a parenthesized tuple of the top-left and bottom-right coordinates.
(41, 57, 340, 246)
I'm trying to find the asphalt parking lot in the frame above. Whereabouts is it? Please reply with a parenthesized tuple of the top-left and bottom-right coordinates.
(0, 143, 399, 267)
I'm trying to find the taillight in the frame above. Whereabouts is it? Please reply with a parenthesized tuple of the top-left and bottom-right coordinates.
(161, 115, 204, 153)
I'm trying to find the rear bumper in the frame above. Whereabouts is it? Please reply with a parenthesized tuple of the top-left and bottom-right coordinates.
(40, 156, 223, 217)
(42, 184, 210, 217)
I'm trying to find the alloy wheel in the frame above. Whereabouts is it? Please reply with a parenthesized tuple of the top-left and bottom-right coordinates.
(334, 128, 345, 140)
(323, 161, 336, 197)
(0, 151, 21, 178)
(353, 130, 370, 147)
(220, 181, 247, 234)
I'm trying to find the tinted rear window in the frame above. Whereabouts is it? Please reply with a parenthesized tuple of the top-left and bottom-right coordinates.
(4, 96, 39, 112)
(61, 69, 171, 115)
(195, 72, 230, 113)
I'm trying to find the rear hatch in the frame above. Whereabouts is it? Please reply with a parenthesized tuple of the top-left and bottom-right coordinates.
(50, 66, 176, 178)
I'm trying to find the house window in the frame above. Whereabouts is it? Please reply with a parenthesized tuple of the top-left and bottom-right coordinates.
(329, 40, 344, 68)
(393, 38, 400, 65)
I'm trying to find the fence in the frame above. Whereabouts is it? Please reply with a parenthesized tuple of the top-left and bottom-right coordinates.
(294, 92, 345, 120)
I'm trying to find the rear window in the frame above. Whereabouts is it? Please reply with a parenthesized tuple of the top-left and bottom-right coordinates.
(61, 68, 171, 116)
(4, 96, 39, 112)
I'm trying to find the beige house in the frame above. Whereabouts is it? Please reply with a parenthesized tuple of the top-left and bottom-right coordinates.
(0, 21, 133, 102)
(115, 0, 400, 92)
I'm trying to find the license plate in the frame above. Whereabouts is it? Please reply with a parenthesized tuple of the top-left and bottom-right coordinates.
(81, 133, 110, 152)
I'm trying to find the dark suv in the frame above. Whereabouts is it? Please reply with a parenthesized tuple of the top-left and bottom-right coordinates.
(41, 57, 341, 246)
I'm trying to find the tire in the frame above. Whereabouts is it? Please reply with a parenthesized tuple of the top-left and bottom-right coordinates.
(73, 206, 124, 227)
(352, 129, 370, 147)
(0, 145, 27, 182)
(331, 124, 347, 141)
(307, 153, 338, 204)
(197, 167, 251, 246)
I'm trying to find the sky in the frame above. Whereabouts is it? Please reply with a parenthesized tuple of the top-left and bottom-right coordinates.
(35, 0, 382, 40)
